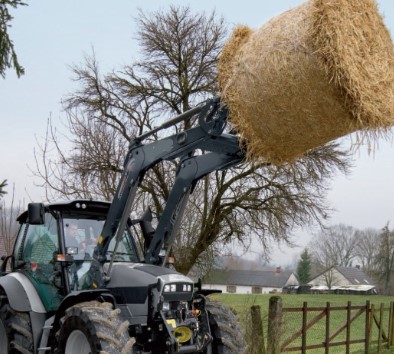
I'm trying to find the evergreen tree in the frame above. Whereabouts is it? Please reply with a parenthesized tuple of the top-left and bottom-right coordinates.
(297, 248, 312, 284)
(0, 179, 7, 200)
(0, 0, 26, 78)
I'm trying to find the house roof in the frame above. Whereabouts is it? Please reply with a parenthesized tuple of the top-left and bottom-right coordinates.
(308, 265, 375, 286)
(203, 269, 295, 288)
(335, 266, 374, 286)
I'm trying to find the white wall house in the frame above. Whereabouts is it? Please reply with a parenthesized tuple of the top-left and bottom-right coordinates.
(202, 268, 298, 294)
(308, 265, 377, 294)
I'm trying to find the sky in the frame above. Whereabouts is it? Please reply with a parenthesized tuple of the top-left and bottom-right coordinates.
(0, 0, 393, 266)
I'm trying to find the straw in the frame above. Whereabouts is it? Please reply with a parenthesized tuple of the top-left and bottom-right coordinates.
(218, 0, 394, 164)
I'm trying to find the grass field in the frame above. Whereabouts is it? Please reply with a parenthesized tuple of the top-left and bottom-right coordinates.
(210, 293, 394, 353)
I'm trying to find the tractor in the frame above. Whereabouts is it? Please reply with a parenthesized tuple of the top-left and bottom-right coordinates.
(0, 98, 246, 353)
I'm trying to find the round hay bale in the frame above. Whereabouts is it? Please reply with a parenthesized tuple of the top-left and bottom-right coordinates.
(219, 0, 394, 164)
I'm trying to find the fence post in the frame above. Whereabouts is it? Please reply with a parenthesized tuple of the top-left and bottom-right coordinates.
(371, 304, 375, 353)
(251, 305, 266, 354)
(302, 302, 307, 353)
(365, 301, 370, 354)
(389, 302, 394, 347)
(325, 302, 330, 354)
(346, 301, 351, 354)
(378, 303, 384, 351)
(267, 296, 282, 354)
(388, 303, 392, 348)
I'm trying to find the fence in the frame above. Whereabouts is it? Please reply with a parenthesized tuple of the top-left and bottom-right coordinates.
(251, 297, 394, 354)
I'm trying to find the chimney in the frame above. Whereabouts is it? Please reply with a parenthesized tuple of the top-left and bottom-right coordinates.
(275, 266, 281, 274)
(355, 265, 361, 270)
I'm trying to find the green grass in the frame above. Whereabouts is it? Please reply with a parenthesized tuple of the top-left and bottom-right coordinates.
(210, 293, 394, 353)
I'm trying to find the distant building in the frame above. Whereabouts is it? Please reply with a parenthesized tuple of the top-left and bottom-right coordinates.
(307, 265, 377, 294)
(202, 267, 298, 294)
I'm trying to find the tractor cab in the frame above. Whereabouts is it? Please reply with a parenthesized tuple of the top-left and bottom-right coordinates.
(9, 200, 142, 312)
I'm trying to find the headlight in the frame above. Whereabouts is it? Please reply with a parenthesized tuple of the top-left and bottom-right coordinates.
(183, 284, 192, 292)
(163, 283, 193, 293)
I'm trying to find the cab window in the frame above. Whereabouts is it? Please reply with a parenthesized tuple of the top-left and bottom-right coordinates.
(14, 213, 58, 265)
(14, 212, 62, 311)
(107, 229, 140, 262)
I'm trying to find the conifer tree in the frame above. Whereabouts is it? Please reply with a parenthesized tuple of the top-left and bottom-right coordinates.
(296, 248, 312, 284)
(0, 179, 7, 200)
(0, 0, 26, 78)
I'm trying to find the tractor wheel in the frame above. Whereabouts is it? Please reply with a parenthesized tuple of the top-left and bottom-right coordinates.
(56, 301, 134, 354)
(0, 299, 33, 354)
(205, 298, 247, 354)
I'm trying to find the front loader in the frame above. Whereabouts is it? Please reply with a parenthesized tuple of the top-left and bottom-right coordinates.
(0, 98, 247, 353)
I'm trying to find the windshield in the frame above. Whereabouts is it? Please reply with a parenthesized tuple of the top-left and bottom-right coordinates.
(63, 217, 142, 291)
(63, 217, 142, 262)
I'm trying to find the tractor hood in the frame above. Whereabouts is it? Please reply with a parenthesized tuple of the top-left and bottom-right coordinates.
(104, 263, 194, 305)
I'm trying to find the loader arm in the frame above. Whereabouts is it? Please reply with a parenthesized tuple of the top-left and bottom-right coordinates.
(145, 148, 244, 265)
(94, 97, 244, 269)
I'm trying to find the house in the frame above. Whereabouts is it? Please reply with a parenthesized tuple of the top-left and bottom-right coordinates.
(202, 267, 298, 294)
(307, 265, 377, 295)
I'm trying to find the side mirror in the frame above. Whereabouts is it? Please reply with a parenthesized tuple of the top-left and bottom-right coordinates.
(28, 203, 45, 225)
(140, 207, 155, 235)
(139, 207, 155, 249)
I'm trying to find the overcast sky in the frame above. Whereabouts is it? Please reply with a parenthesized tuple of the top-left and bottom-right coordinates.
(1, 0, 393, 266)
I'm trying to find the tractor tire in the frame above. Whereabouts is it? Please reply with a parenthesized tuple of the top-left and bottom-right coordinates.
(55, 301, 134, 354)
(0, 300, 33, 354)
(205, 298, 247, 354)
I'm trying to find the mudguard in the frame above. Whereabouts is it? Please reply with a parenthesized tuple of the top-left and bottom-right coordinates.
(0, 272, 46, 313)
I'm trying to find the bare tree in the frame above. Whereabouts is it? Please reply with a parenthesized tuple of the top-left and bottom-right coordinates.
(354, 228, 380, 272)
(319, 267, 339, 290)
(310, 224, 359, 277)
(34, 6, 352, 274)
(0, 183, 22, 255)
(34, 112, 130, 201)
(374, 224, 394, 294)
